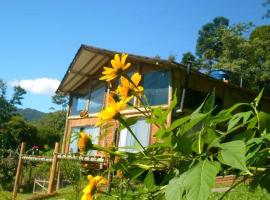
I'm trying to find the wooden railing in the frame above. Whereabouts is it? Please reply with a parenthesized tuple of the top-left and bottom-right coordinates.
(12, 142, 106, 200)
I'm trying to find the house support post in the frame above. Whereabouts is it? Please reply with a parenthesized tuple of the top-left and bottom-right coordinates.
(179, 62, 192, 112)
(48, 142, 59, 194)
(12, 142, 26, 200)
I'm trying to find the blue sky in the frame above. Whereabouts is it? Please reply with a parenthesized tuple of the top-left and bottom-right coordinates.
(1, 0, 268, 112)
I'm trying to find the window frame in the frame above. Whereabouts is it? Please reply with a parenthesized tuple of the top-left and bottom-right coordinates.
(118, 118, 151, 152)
(140, 68, 171, 107)
(69, 125, 101, 155)
(88, 81, 107, 114)
(70, 93, 90, 116)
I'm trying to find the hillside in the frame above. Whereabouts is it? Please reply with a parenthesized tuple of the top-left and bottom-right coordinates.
(17, 108, 46, 121)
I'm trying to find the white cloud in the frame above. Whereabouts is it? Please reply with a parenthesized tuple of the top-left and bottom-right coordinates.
(10, 78, 60, 95)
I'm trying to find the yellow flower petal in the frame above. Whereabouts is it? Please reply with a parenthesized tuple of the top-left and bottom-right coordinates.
(121, 54, 128, 66)
(123, 62, 131, 70)
(100, 53, 131, 82)
(131, 73, 141, 86)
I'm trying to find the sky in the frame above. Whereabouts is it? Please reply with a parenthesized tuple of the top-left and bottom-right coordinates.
(0, 0, 268, 113)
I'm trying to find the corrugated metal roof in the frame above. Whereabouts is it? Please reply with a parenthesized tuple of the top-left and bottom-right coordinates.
(57, 44, 181, 94)
(57, 44, 270, 104)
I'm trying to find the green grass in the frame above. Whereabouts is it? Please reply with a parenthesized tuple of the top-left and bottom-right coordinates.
(1, 183, 270, 200)
(48, 183, 270, 200)
(0, 191, 33, 200)
(209, 183, 270, 200)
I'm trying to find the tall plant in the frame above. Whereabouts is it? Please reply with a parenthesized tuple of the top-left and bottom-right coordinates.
(82, 54, 270, 200)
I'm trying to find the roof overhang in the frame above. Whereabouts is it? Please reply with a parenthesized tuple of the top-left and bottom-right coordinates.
(57, 44, 180, 95)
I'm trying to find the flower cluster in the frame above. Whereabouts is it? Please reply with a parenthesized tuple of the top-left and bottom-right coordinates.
(96, 54, 144, 125)
(77, 131, 92, 154)
(81, 175, 108, 200)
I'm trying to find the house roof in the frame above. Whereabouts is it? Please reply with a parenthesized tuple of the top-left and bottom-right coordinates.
(57, 44, 270, 104)
(57, 44, 182, 94)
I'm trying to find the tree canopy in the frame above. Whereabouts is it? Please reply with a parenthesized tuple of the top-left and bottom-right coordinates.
(191, 16, 270, 94)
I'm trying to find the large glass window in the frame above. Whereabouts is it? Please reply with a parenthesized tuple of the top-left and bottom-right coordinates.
(71, 95, 88, 115)
(69, 126, 100, 155)
(89, 84, 106, 113)
(118, 119, 150, 152)
(143, 70, 170, 105)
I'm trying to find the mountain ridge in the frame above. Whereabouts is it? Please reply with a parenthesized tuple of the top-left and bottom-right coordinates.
(17, 108, 46, 121)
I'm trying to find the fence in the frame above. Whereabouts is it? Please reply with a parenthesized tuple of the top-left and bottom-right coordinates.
(12, 142, 106, 200)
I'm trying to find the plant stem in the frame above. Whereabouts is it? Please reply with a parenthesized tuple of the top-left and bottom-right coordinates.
(248, 166, 267, 172)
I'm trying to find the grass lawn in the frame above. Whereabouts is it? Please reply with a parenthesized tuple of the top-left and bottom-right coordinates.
(0, 191, 33, 200)
(1, 183, 270, 200)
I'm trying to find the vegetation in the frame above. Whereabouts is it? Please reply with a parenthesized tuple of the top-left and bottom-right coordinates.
(31, 110, 65, 149)
(181, 16, 270, 95)
(17, 108, 45, 121)
(71, 54, 270, 200)
(0, 79, 65, 191)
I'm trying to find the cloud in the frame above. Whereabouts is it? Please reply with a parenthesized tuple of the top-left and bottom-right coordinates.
(10, 78, 60, 95)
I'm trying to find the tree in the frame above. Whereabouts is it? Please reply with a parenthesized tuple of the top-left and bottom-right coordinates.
(1, 116, 37, 149)
(196, 16, 229, 69)
(263, 0, 270, 18)
(0, 79, 7, 97)
(0, 80, 16, 124)
(248, 25, 270, 91)
(168, 54, 176, 62)
(52, 92, 69, 110)
(181, 52, 201, 69)
(0, 96, 16, 124)
(31, 111, 66, 148)
(10, 86, 26, 105)
(213, 24, 252, 73)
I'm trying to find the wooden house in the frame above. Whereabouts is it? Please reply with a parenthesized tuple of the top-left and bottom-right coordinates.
(57, 45, 270, 155)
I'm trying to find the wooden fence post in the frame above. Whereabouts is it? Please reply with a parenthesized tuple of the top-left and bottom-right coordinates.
(12, 142, 26, 200)
(48, 142, 59, 194)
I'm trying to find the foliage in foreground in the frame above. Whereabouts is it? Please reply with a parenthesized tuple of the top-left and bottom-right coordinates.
(97, 90, 270, 200)
(76, 53, 270, 200)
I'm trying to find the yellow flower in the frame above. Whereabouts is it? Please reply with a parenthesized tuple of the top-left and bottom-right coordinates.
(99, 54, 131, 82)
(78, 132, 91, 153)
(96, 94, 131, 126)
(117, 72, 144, 100)
(81, 175, 108, 200)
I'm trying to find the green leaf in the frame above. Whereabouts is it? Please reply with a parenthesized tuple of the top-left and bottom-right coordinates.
(215, 140, 249, 173)
(191, 135, 204, 155)
(254, 89, 264, 107)
(203, 89, 215, 113)
(227, 111, 253, 131)
(144, 170, 156, 189)
(258, 112, 270, 131)
(246, 143, 262, 163)
(169, 100, 212, 133)
(168, 115, 190, 132)
(181, 112, 209, 135)
(166, 91, 178, 115)
(251, 172, 270, 193)
(129, 168, 146, 180)
(263, 133, 270, 141)
(154, 128, 166, 138)
(120, 117, 139, 130)
(165, 173, 187, 200)
(184, 159, 219, 200)
(203, 128, 219, 144)
(177, 133, 194, 155)
(212, 103, 249, 124)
